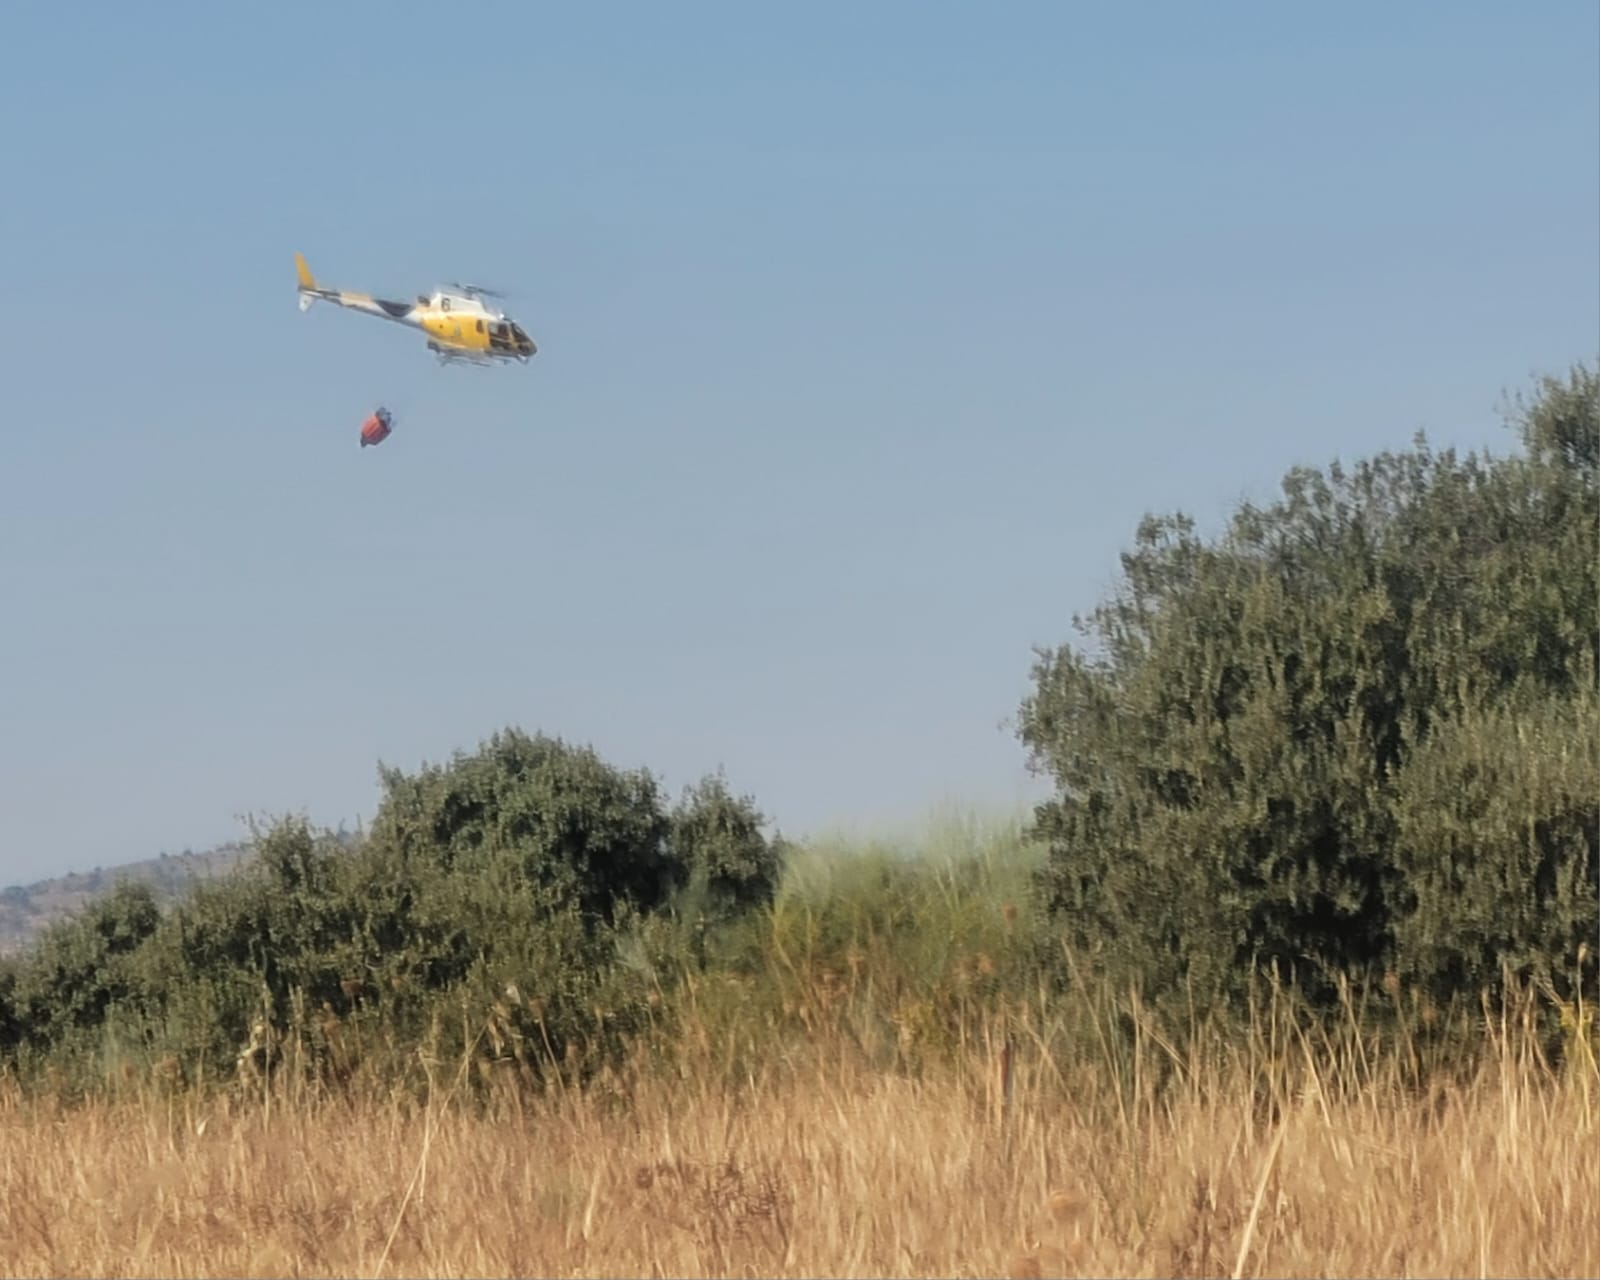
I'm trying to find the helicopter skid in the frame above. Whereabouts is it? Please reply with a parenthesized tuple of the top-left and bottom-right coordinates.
(426, 341, 521, 368)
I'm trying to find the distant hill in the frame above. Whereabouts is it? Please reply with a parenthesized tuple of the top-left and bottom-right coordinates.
(0, 842, 257, 956)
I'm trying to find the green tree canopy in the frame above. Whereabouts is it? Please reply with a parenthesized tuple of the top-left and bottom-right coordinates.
(0, 728, 787, 1090)
(670, 772, 785, 920)
(367, 727, 682, 926)
(1018, 364, 1598, 1013)
(6, 880, 162, 1054)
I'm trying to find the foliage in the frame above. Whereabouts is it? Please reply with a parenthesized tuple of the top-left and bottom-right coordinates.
(5, 881, 161, 1058)
(669, 772, 786, 923)
(1390, 688, 1598, 1001)
(1017, 364, 1599, 1015)
(0, 731, 785, 1096)
(0, 964, 15, 1055)
(368, 727, 681, 926)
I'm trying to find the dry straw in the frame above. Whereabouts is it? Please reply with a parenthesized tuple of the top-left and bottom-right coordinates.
(0, 967, 1595, 1279)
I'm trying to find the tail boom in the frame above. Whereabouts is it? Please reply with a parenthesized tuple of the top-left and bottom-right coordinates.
(294, 251, 416, 325)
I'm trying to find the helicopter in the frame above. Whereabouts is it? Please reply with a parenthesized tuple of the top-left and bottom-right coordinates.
(294, 252, 536, 366)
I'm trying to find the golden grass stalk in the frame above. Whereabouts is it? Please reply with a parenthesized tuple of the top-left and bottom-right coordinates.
(1, 981, 1595, 1280)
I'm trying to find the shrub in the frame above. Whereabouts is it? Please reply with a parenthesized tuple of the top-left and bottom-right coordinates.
(1018, 365, 1599, 1016)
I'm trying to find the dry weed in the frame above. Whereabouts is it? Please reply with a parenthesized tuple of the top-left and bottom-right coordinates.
(0, 1025, 1594, 1277)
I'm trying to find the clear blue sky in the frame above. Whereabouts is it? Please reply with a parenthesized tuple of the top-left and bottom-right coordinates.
(1, 1, 1596, 886)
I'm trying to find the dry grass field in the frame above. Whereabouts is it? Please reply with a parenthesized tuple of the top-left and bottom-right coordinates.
(1, 987, 1594, 1280)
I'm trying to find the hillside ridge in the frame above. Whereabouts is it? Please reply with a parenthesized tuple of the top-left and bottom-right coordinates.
(0, 842, 257, 955)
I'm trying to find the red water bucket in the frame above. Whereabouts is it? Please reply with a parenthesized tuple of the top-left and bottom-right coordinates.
(360, 409, 393, 448)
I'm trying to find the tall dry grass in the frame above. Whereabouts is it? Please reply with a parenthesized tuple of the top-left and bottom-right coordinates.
(1, 970, 1594, 1279)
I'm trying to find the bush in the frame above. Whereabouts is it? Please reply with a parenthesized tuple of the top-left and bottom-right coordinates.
(367, 727, 681, 926)
(1018, 365, 1599, 1016)
(6, 880, 161, 1058)
(669, 773, 785, 923)
(0, 728, 787, 1097)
